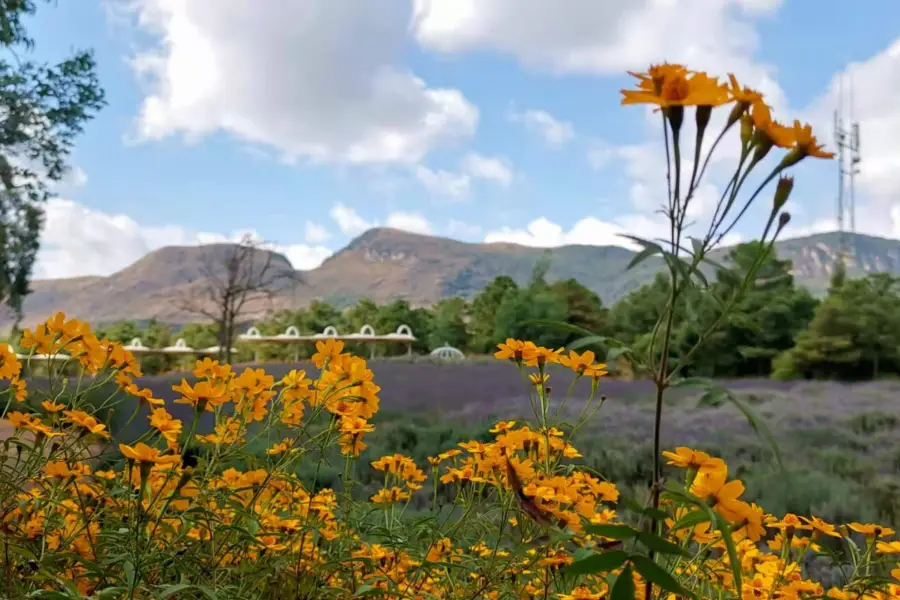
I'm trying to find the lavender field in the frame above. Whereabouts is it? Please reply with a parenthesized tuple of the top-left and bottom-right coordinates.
(24, 360, 900, 525)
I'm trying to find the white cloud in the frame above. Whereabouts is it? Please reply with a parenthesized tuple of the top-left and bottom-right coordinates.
(413, 0, 780, 77)
(329, 203, 377, 236)
(328, 203, 433, 236)
(415, 165, 471, 198)
(124, 0, 478, 164)
(485, 215, 744, 250)
(304, 221, 331, 244)
(36, 199, 332, 279)
(385, 211, 432, 234)
(462, 153, 513, 186)
(509, 109, 574, 147)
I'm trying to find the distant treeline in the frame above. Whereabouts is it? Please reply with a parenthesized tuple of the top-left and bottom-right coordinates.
(20, 241, 900, 381)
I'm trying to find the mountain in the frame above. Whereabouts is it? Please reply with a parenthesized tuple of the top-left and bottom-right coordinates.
(10, 228, 899, 328)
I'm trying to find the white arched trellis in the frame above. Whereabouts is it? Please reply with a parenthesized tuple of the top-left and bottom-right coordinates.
(316, 325, 339, 338)
(429, 344, 465, 361)
(124, 338, 152, 354)
(242, 327, 263, 339)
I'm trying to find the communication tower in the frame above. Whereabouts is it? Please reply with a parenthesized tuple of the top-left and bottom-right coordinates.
(834, 74, 861, 264)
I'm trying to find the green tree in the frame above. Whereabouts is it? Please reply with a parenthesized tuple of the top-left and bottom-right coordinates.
(180, 323, 218, 352)
(341, 298, 379, 335)
(676, 242, 818, 377)
(493, 265, 569, 350)
(607, 273, 673, 345)
(96, 321, 143, 344)
(468, 276, 518, 353)
(374, 299, 432, 356)
(140, 319, 175, 375)
(0, 1, 105, 317)
(427, 297, 469, 352)
(549, 278, 610, 343)
(773, 274, 900, 380)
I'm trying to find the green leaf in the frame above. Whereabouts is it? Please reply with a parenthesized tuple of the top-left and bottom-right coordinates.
(620, 235, 665, 271)
(671, 376, 713, 389)
(602, 346, 632, 373)
(670, 509, 710, 531)
(631, 555, 696, 599)
(619, 495, 667, 520)
(714, 515, 743, 595)
(564, 550, 629, 576)
(567, 335, 612, 352)
(610, 563, 636, 600)
(157, 584, 196, 599)
(523, 319, 597, 338)
(637, 531, 689, 556)
(697, 384, 784, 470)
(354, 584, 378, 596)
(583, 523, 640, 540)
(157, 584, 218, 600)
(725, 390, 785, 471)
(688, 237, 704, 260)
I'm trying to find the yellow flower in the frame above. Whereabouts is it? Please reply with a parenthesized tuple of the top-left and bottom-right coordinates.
(148, 407, 182, 446)
(119, 442, 181, 465)
(621, 68, 730, 107)
(172, 379, 229, 412)
(662, 447, 725, 472)
(558, 350, 607, 378)
(848, 522, 895, 538)
(311, 338, 345, 368)
(522, 345, 562, 368)
(62, 410, 110, 439)
(371, 486, 410, 504)
(494, 338, 531, 363)
(0, 344, 22, 380)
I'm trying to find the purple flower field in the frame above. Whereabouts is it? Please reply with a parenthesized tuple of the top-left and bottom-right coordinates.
(136, 360, 900, 460)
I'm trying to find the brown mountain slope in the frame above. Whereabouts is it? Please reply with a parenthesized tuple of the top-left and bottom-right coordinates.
(13, 228, 900, 328)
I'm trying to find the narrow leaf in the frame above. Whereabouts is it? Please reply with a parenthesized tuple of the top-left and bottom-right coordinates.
(670, 509, 710, 532)
(715, 515, 743, 595)
(637, 531, 689, 556)
(619, 235, 665, 271)
(584, 523, 640, 540)
(564, 549, 629, 576)
(610, 563, 636, 600)
(631, 555, 696, 599)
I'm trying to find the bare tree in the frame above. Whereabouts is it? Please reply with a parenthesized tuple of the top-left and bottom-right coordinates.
(178, 234, 301, 363)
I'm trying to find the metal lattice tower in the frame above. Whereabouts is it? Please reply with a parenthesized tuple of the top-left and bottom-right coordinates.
(834, 74, 861, 265)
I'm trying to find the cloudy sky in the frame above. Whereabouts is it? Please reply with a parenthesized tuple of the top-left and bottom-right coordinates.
(29, 0, 900, 279)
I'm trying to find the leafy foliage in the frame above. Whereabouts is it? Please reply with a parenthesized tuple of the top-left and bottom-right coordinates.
(0, 0, 105, 317)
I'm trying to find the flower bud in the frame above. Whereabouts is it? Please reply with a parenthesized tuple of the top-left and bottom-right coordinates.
(773, 176, 794, 211)
(695, 105, 712, 135)
(666, 105, 684, 135)
(779, 147, 804, 169)
(777, 212, 791, 232)
(740, 114, 753, 147)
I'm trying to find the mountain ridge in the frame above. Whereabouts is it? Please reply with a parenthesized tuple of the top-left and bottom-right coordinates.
(13, 228, 898, 327)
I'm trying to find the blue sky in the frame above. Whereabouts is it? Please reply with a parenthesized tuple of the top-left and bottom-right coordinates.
(24, 0, 900, 278)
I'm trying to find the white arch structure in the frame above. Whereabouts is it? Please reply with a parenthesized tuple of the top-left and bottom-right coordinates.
(236, 323, 418, 358)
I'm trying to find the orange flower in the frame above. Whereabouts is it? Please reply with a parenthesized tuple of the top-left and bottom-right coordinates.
(789, 120, 835, 159)
(172, 379, 229, 412)
(494, 339, 531, 363)
(621, 68, 729, 108)
(119, 442, 181, 465)
(63, 410, 110, 439)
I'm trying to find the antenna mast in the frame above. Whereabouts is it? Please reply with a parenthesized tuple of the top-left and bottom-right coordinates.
(834, 73, 860, 265)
